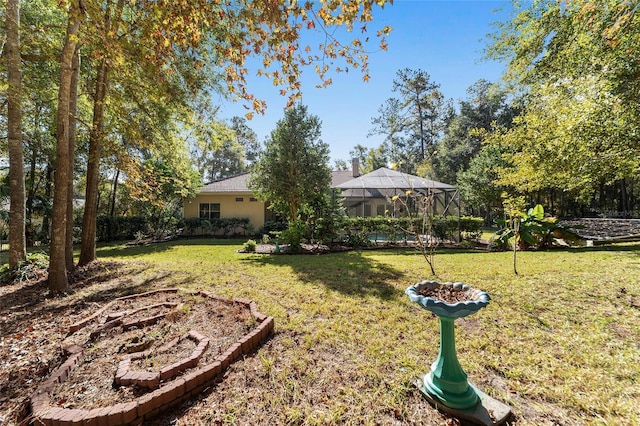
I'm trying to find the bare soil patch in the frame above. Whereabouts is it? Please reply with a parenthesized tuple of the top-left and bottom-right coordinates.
(51, 290, 255, 411)
(0, 262, 258, 425)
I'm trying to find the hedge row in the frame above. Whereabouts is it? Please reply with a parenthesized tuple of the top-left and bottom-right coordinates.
(340, 215, 483, 242)
(182, 217, 254, 237)
(96, 216, 148, 242)
(95, 214, 483, 243)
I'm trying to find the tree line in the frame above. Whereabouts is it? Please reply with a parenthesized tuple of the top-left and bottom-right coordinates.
(345, 1, 639, 223)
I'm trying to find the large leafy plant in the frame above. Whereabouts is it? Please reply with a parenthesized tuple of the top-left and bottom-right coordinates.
(493, 202, 582, 275)
(493, 204, 582, 251)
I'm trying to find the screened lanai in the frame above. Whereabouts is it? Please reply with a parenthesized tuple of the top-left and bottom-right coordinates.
(335, 167, 460, 219)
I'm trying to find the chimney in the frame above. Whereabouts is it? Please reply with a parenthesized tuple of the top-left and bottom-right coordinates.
(352, 158, 360, 177)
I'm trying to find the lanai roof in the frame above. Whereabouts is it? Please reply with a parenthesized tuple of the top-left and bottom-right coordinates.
(336, 167, 456, 198)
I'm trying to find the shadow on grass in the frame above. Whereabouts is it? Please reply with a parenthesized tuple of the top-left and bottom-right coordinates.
(95, 237, 244, 259)
(417, 242, 640, 256)
(243, 250, 403, 300)
(95, 238, 404, 299)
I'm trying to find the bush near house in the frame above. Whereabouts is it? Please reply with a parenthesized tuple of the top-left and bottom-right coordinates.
(182, 217, 253, 237)
(179, 215, 484, 246)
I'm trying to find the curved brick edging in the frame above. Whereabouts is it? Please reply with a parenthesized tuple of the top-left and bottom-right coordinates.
(32, 289, 274, 426)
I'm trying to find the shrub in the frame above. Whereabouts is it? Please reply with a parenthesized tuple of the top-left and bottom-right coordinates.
(260, 220, 287, 236)
(338, 215, 483, 243)
(181, 217, 254, 237)
(343, 231, 372, 248)
(494, 204, 583, 250)
(281, 220, 306, 252)
(0, 251, 50, 285)
(242, 239, 257, 252)
(460, 216, 484, 240)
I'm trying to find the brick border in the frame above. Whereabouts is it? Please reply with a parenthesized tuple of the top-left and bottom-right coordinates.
(32, 289, 274, 426)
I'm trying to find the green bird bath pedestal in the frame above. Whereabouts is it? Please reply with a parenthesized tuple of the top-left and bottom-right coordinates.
(406, 281, 512, 425)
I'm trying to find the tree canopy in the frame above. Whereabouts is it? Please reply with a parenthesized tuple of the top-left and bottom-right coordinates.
(248, 104, 331, 223)
(486, 0, 640, 205)
(368, 68, 449, 175)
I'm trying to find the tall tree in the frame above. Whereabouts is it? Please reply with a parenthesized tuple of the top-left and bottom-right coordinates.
(190, 119, 246, 182)
(19, 0, 65, 247)
(65, 48, 80, 270)
(125, 140, 202, 237)
(457, 144, 508, 222)
(5, 0, 26, 267)
(79, 0, 123, 266)
(249, 105, 331, 223)
(369, 69, 447, 174)
(392, 68, 445, 162)
(48, 0, 85, 294)
(348, 144, 387, 174)
(230, 116, 260, 166)
(368, 97, 406, 169)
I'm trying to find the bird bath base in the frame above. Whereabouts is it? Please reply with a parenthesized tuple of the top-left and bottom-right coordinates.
(406, 281, 512, 425)
(413, 377, 512, 426)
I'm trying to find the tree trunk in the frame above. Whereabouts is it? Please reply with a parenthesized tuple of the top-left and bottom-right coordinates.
(26, 109, 40, 246)
(79, 56, 109, 266)
(110, 167, 120, 217)
(6, 0, 26, 268)
(79, 0, 123, 265)
(48, 2, 84, 295)
(66, 48, 81, 271)
(619, 179, 628, 218)
(416, 93, 425, 160)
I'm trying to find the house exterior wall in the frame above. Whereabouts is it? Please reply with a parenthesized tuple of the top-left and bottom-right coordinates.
(183, 192, 266, 229)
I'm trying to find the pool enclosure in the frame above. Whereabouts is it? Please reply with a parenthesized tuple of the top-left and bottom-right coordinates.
(336, 167, 460, 219)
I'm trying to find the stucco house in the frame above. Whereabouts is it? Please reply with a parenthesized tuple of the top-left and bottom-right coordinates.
(183, 159, 459, 230)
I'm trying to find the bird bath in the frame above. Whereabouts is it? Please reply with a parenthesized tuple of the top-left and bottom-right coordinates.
(406, 281, 511, 425)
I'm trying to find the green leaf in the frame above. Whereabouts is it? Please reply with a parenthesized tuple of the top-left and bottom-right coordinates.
(530, 204, 544, 221)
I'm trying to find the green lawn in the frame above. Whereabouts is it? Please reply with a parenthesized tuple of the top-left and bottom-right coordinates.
(88, 240, 639, 424)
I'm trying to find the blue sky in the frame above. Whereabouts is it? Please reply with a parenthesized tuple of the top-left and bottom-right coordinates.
(215, 0, 512, 164)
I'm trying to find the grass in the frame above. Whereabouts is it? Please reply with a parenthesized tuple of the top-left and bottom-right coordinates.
(92, 239, 640, 425)
(4, 239, 639, 424)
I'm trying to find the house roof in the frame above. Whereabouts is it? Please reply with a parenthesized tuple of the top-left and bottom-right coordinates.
(198, 168, 456, 196)
(331, 170, 357, 187)
(336, 167, 457, 198)
(199, 170, 359, 193)
(200, 173, 252, 193)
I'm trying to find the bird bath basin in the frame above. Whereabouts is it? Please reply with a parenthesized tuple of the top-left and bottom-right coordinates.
(406, 281, 511, 425)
